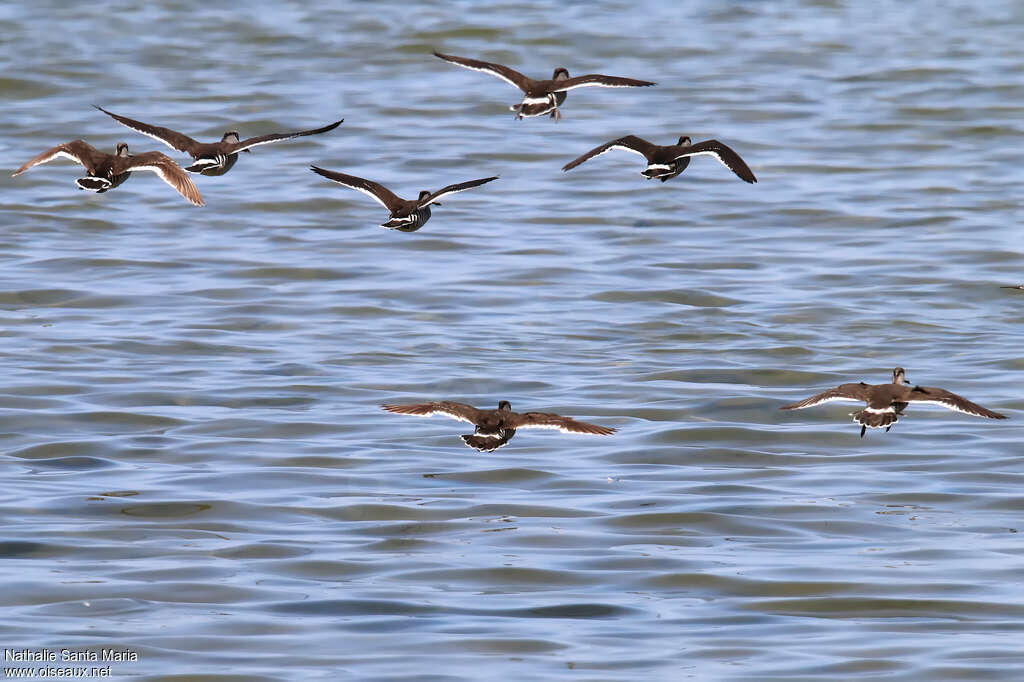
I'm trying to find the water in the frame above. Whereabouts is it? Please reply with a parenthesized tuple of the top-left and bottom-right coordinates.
(2, 1, 1024, 680)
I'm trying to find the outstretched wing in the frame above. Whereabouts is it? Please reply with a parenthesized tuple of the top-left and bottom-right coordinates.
(905, 386, 1007, 419)
(552, 74, 656, 92)
(433, 52, 532, 92)
(381, 401, 482, 425)
(13, 140, 100, 176)
(670, 139, 757, 183)
(511, 411, 617, 435)
(420, 176, 499, 207)
(124, 152, 205, 206)
(310, 166, 403, 211)
(94, 105, 199, 153)
(229, 118, 344, 153)
(562, 135, 656, 171)
(780, 383, 871, 410)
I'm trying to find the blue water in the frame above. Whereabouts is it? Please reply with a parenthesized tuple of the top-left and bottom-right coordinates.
(2, 1, 1024, 680)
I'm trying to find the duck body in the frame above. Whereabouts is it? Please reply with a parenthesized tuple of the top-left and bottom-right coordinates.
(562, 135, 757, 183)
(12, 139, 205, 205)
(310, 166, 496, 232)
(780, 367, 1007, 437)
(381, 399, 616, 452)
(94, 105, 342, 176)
(433, 52, 654, 122)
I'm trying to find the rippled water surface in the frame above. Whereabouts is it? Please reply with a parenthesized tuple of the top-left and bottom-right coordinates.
(3, 1, 1024, 680)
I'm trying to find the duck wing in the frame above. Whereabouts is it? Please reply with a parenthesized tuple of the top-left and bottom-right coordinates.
(780, 383, 871, 410)
(228, 118, 344, 153)
(552, 74, 656, 92)
(670, 140, 757, 183)
(562, 135, 657, 172)
(509, 411, 617, 435)
(419, 176, 499, 208)
(123, 151, 205, 206)
(310, 166, 404, 211)
(433, 52, 532, 92)
(904, 386, 1007, 419)
(13, 140, 102, 176)
(94, 106, 199, 153)
(381, 401, 483, 425)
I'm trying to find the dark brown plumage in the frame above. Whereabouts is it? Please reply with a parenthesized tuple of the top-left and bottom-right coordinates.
(780, 367, 1007, 437)
(381, 400, 616, 451)
(433, 51, 655, 121)
(310, 166, 497, 232)
(12, 139, 204, 206)
(562, 134, 756, 183)
(94, 105, 342, 175)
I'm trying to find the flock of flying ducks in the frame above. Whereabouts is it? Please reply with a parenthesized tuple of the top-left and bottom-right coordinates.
(11, 52, 1008, 449)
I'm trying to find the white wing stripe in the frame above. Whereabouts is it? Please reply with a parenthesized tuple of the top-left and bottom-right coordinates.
(119, 124, 180, 152)
(408, 408, 475, 424)
(787, 396, 864, 409)
(673, 149, 734, 172)
(128, 163, 203, 205)
(323, 180, 392, 209)
(555, 81, 650, 92)
(233, 137, 300, 152)
(570, 143, 648, 168)
(420, 185, 485, 208)
(17, 150, 87, 174)
(516, 422, 607, 434)
(442, 61, 522, 90)
(607, 144, 649, 159)
(906, 399, 992, 416)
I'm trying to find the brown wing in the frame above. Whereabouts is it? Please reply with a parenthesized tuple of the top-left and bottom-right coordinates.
(420, 176, 499, 207)
(123, 152, 205, 206)
(510, 411, 616, 435)
(669, 139, 757, 183)
(310, 166, 404, 211)
(381, 401, 483, 425)
(553, 74, 656, 92)
(13, 140, 101, 176)
(905, 386, 1007, 419)
(433, 51, 532, 92)
(228, 118, 344, 153)
(561, 135, 657, 171)
(780, 383, 871, 410)
(94, 105, 199, 153)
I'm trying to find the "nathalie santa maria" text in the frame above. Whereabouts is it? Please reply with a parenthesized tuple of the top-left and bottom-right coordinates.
(5, 649, 137, 662)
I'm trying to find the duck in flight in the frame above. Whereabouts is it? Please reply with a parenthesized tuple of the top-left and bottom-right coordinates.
(310, 166, 497, 232)
(780, 367, 1007, 437)
(381, 400, 617, 451)
(433, 51, 655, 121)
(562, 135, 756, 183)
(94, 105, 343, 176)
(12, 139, 204, 206)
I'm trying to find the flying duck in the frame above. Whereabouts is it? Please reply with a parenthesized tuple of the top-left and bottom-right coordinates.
(433, 51, 655, 121)
(780, 367, 1007, 437)
(381, 400, 617, 451)
(310, 166, 497, 232)
(12, 140, 204, 206)
(562, 135, 756, 183)
(94, 105, 343, 175)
